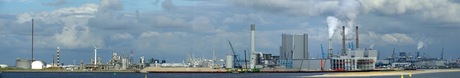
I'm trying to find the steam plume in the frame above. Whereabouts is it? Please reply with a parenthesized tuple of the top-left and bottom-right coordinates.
(417, 41, 424, 50)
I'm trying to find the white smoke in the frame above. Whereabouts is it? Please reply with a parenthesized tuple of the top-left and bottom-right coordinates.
(417, 41, 424, 50)
(370, 44, 374, 49)
(326, 0, 361, 40)
(327, 16, 340, 39)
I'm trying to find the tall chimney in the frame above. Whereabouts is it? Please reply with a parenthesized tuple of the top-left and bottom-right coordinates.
(441, 48, 444, 60)
(32, 19, 34, 60)
(341, 26, 346, 56)
(355, 26, 359, 49)
(328, 39, 332, 59)
(249, 24, 256, 69)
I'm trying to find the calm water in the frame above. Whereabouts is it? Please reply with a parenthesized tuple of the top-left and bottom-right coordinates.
(1, 72, 459, 78)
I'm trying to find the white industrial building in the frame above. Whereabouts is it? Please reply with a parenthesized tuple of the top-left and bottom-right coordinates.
(31, 61, 45, 69)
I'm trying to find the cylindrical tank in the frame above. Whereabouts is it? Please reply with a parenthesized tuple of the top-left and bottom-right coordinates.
(0, 64, 8, 68)
(16, 58, 32, 69)
(225, 55, 233, 68)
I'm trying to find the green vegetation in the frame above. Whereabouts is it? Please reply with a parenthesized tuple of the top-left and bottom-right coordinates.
(0, 68, 23, 71)
(42, 67, 63, 70)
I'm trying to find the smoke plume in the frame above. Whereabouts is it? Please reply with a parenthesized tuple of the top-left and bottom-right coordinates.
(417, 41, 424, 50)
(326, 0, 361, 40)
(327, 16, 339, 39)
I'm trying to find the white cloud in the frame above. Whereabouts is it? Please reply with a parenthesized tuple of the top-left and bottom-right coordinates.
(361, 32, 416, 46)
(222, 14, 250, 23)
(14, 3, 101, 49)
(139, 31, 161, 38)
(112, 32, 134, 40)
(360, 0, 460, 23)
(232, 0, 339, 16)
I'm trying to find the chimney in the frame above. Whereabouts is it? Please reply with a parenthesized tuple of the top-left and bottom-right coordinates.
(328, 39, 332, 58)
(356, 26, 359, 49)
(32, 19, 34, 60)
(249, 24, 256, 69)
(342, 26, 346, 56)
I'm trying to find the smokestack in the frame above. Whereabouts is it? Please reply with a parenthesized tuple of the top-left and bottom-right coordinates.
(32, 19, 34, 60)
(328, 39, 332, 59)
(355, 26, 359, 49)
(441, 48, 444, 60)
(341, 26, 346, 56)
(249, 24, 256, 69)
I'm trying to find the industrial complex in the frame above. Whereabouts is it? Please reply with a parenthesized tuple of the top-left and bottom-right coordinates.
(2, 20, 459, 73)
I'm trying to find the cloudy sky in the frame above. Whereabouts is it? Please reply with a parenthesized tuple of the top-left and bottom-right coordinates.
(0, 0, 459, 65)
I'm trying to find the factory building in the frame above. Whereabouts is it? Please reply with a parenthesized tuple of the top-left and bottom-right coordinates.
(329, 26, 377, 71)
(331, 57, 376, 71)
(280, 34, 309, 60)
(279, 34, 331, 70)
(16, 58, 32, 69)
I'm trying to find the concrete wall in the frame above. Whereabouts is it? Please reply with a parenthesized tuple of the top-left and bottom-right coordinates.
(291, 59, 330, 70)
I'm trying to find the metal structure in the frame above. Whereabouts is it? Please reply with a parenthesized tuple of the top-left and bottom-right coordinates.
(57, 47, 60, 66)
(227, 40, 242, 68)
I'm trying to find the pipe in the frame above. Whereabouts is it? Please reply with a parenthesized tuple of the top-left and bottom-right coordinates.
(342, 26, 346, 56)
(356, 26, 359, 49)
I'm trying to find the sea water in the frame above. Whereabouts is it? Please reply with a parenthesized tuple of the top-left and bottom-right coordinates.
(1, 72, 459, 78)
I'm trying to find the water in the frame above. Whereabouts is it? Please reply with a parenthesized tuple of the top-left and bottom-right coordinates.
(1, 72, 459, 78)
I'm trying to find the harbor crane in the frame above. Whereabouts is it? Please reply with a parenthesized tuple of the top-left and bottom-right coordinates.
(228, 40, 243, 68)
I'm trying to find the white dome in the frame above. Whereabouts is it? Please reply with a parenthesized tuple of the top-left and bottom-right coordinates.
(31, 61, 45, 69)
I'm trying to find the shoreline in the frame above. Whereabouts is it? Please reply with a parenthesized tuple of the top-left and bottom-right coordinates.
(0, 70, 136, 73)
(305, 69, 460, 77)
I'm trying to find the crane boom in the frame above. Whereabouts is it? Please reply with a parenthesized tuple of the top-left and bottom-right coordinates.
(228, 40, 241, 68)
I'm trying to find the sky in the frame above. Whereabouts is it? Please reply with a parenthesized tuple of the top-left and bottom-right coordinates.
(0, 0, 460, 66)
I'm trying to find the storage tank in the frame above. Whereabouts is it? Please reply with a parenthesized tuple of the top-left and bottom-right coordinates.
(0, 64, 8, 68)
(16, 58, 32, 69)
(31, 61, 45, 69)
(225, 55, 233, 68)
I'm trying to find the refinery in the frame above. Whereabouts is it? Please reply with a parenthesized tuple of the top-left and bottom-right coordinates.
(1, 19, 459, 73)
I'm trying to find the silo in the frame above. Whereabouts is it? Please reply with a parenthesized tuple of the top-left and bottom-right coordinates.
(225, 55, 233, 68)
(16, 58, 32, 69)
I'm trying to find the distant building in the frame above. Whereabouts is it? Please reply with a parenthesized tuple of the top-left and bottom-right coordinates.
(280, 34, 308, 60)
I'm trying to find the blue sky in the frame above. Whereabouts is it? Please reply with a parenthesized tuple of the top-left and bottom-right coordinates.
(0, 0, 460, 66)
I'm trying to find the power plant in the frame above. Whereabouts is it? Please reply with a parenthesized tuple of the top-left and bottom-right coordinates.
(5, 19, 459, 73)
